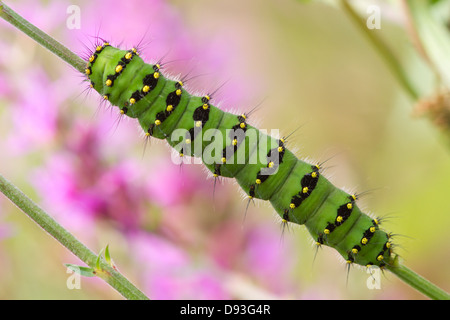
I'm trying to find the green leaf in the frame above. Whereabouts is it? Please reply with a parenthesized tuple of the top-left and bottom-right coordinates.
(104, 244, 112, 266)
(95, 248, 104, 270)
(65, 263, 96, 277)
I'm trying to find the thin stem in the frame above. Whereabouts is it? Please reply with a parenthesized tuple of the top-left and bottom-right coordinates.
(386, 255, 450, 300)
(0, 174, 149, 300)
(340, 0, 421, 101)
(1, 0, 449, 300)
(0, 1, 85, 73)
(402, 0, 450, 88)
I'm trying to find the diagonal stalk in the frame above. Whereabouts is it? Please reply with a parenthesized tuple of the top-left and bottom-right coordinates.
(1, 0, 449, 300)
(0, 1, 85, 73)
(339, 0, 421, 101)
(0, 174, 149, 300)
(386, 255, 449, 300)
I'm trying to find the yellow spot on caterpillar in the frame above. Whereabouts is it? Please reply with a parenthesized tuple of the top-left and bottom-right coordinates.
(89, 55, 95, 62)
(195, 121, 202, 128)
(315, 242, 321, 247)
(185, 138, 191, 144)
(143, 85, 150, 93)
(178, 81, 183, 87)
(105, 79, 112, 87)
(346, 260, 353, 264)
(255, 179, 261, 184)
(155, 64, 160, 70)
(351, 194, 357, 201)
(154, 72, 160, 79)
(302, 187, 308, 193)
(347, 203, 353, 210)
(370, 226, 376, 233)
(386, 242, 391, 249)
(125, 52, 133, 60)
(120, 109, 125, 114)
(377, 255, 384, 261)
(240, 122, 246, 129)
(204, 95, 210, 101)
(232, 139, 238, 146)
(221, 157, 227, 164)
(315, 164, 320, 170)
(85, 68, 91, 75)
(336, 216, 343, 223)
(103, 42, 109, 46)
(129, 98, 136, 105)
(248, 195, 253, 199)
(311, 172, 318, 178)
(203, 104, 209, 110)
(179, 153, 184, 157)
(373, 218, 379, 225)
(132, 48, 137, 53)
(176, 89, 182, 96)
(241, 114, 247, 120)
(361, 237, 368, 245)
(268, 161, 274, 168)
(96, 45, 102, 52)
(103, 95, 108, 100)
(281, 219, 287, 223)
(324, 229, 330, 235)
(290, 203, 296, 209)
(115, 65, 123, 73)
(89, 83, 94, 88)
(351, 248, 358, 254)
(166, 105, 173, 112)
(278, 146, 284, 153)
(155, 119, 161, 126)
(213, 173, 218, 177)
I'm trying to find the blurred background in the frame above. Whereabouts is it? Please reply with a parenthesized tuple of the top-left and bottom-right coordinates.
(0, 0, 449, 299)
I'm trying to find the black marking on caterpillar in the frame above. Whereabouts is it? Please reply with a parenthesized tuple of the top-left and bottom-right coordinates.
(85, 41, 395, 270)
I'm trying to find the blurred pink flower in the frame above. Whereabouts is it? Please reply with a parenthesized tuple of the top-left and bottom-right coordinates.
(10, 0, 69, 32)
(130, 231, 229, 299)
(145, 160, 207, 207)
(32, 121, 151, 231)
(243, 224, 296, 293)
(208, 220, 297, 294)
(6, 68, 60, 153)
(0, 72, 11, 96)
(0, 224, 14, 242)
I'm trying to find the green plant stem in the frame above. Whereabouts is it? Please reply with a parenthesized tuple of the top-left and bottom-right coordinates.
(340, 0, 421, 101)
(1, 0, 449, 300)
(403, 0, 450, 88)
(386, 255, 450, 300)
(0, 1, 85, 73)
(0, 174, 149, 300)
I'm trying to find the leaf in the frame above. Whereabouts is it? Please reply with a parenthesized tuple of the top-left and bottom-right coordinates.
(104, 244, 112, 266)
(65, 263, 96, 277)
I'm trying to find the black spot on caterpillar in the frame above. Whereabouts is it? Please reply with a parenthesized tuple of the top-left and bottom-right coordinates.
(85, 42, 395, 269)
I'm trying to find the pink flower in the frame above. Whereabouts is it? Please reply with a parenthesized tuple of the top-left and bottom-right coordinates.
(32, 120, 152, 232)
(6, 68, 60, 153)
(129, 232, 229, 299)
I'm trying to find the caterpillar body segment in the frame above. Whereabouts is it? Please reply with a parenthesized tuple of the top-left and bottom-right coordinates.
(86, 42, 394, 269)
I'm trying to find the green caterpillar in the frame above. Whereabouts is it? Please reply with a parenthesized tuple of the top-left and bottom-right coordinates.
(85, 41, 394, 269)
